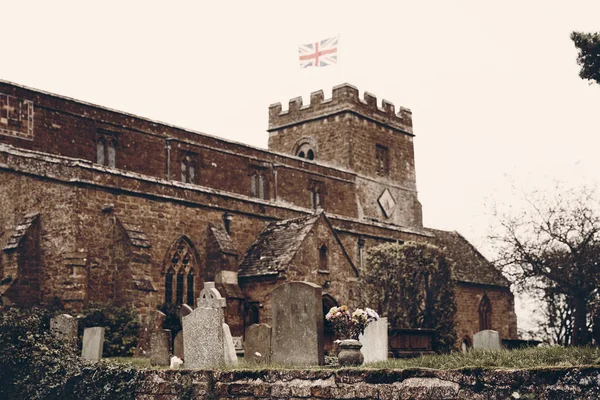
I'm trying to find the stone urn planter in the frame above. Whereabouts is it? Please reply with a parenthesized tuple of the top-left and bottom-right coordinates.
(337, 339, 364, 366)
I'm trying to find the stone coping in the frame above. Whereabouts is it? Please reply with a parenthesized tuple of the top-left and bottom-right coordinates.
(134, 366, 600, 399)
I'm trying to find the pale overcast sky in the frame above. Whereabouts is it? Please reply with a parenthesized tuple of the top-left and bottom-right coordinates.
(2, 1, 599, 333)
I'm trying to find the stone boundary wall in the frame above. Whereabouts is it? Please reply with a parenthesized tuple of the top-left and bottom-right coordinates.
(135, 367, 600, 399)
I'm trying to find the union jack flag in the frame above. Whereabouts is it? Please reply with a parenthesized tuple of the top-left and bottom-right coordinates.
(299, 36, 338, 68)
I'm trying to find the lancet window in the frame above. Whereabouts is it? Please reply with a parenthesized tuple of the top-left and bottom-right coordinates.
(479, 294, 492, 331)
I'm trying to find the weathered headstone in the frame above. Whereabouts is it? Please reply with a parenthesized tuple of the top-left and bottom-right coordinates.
(244, 323, 272, 364)
(473, 330, 502, 350)
(182, 282, 226, 369)
(150, 329, 172, 366)
(223, 323, 238, 366)
(359, 317, 388, 364)
(82, 327, 105, 361)
(174, 330, 184, 360)
(271, 281, 324, 366)
(179, 304, 193, 318)
(134, 309, 166, 358)
(50, 314, 78, 349)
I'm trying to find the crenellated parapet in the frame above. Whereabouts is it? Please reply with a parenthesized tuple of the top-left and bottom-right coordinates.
(268, 83, 413, 135)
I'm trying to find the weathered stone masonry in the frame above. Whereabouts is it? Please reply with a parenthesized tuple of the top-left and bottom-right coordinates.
(0, 80, 517, 343)
(135, 367, 600, 400)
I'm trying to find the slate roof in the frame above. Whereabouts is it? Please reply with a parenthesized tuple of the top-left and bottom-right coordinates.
(3, 212, 39, 251)
(238, 212, 322, 278)
(427, 228, 510, 288)
(209, 223, 238, 255)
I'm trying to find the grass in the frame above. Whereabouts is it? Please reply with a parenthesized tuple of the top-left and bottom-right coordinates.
(108, 346, 600, 371)
(368, 346, 600, 370)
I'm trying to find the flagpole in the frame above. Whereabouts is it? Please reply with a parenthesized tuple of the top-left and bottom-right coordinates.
(337, 33, 342, 85)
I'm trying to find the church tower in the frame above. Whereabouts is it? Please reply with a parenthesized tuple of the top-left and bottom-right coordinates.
(267, 83, 423, 228)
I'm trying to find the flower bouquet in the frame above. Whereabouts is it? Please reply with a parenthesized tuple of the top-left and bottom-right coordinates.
(325, 305, 379, 340)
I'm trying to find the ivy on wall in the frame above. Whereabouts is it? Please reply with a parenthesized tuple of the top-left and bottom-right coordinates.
(361, 241, 457, 352)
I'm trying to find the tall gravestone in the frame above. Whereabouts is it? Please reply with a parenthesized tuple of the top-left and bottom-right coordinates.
(473, 330, 502, 350)
(134, 309, 166, 358)
(82, 327, 105, 361)
(245, 323, 272, 364)
(174, 331, 184, 360)
(359, 317, 388, 364)
(50, 314, 78, 349)
(182, 282, 228, 368)
(271, 281, 324, 366)
(222, 323, 239, 366)
(150, 329, 172, 366)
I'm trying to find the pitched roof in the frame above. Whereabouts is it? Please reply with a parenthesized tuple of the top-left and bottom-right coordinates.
(238, 212, 322, 278)
(209, 223, 238, 255)
(427, 228, 510, 288)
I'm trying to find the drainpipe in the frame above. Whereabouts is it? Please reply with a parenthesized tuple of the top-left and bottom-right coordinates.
(165, 138, 173, 180)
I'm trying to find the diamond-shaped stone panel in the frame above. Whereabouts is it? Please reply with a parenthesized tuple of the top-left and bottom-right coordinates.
(378, 189, 396, 218)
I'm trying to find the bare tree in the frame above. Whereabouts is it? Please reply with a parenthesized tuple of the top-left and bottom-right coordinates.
(491, 185, 600, 345)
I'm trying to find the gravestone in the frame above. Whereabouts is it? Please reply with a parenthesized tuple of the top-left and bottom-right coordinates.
(359, 317, 388, 364)
(134, 309, 166, 357)
(271, 281, 324, 366)
(150, 329, 172, 366)
(245, 323, 272, 364)
(473, 330, 502, 350)
(50, 314, 78, 349)
(179, 304, 193, 318)
(174, 331, 184, 360)
(82, 327, 105, 361)
(223, 323, 238, 366)
(182, 282, 227, 369)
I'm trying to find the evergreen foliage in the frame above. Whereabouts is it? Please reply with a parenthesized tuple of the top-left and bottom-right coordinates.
(0, 306, 141, 400)
(79, 303, 140, 357)
(571, 31, 600, 85)
(361, 241, 457, 353)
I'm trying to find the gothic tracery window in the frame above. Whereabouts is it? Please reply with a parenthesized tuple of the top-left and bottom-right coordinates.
(164, 237, 200, 307)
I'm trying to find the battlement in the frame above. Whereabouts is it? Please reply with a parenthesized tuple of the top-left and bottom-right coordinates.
(268, 83, 413, 135)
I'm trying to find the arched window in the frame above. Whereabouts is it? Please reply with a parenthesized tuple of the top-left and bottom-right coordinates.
(164, 236, 201, 307)
(319, 244, 328, 272)
(479, 294, 492, 331)
(296, 142, 317, 160)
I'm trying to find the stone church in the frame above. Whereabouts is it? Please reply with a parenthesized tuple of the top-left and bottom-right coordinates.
(0, 80, 517, 347)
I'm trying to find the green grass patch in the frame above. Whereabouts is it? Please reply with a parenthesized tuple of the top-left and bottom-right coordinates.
(108, 357, 152, 368)
(108, 346, 600, 371)
(368, 346, 600, 370)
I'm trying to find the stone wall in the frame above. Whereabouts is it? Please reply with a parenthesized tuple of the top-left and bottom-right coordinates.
(267, 84, 422, 227)
(134, 367, 600, 399)
(454, 283, 518, 343)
